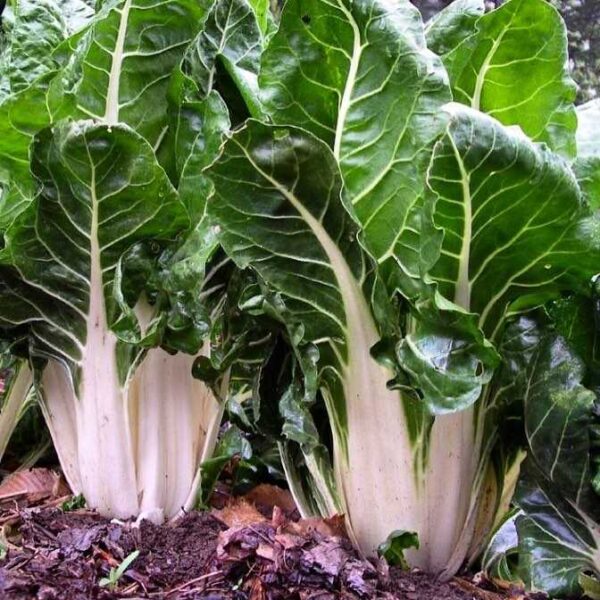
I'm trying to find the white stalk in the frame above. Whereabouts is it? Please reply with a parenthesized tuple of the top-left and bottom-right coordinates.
(74, 161, 138, 517)
(421, 410, 478, 574)
(179, 365, 227, 516)
(133, 347, 221, 521)
(0, 361, 33, 462)
(39, 361, 82, 494)
(104, 0, 132, 124)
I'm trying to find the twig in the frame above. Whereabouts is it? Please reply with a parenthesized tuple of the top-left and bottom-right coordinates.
(164, 570, 222, 597)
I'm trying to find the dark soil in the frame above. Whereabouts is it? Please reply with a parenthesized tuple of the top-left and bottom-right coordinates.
(0, 501, 544, 600)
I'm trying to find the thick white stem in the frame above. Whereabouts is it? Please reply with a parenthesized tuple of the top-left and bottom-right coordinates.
(40, 361, 82, 494)
(420, 409, 477, 573)
(180, 367, 226, 516)
(74, 164, 138, 518)
(133, 348, 220, 521)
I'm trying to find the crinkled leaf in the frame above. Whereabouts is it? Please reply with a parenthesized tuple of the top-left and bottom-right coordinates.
(259, 0, 451, 294)
(181, 0, 265, 120)
(427, 104, 600, 340)
(501, 316, 600, 597)
(62, 0, 208, 144)
(439, 0, 577, 157)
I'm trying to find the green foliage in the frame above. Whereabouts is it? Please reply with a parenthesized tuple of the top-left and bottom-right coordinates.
(99, 550, 140, 590)
(1, 0, 600, 596)
(378, 530, 420, 570)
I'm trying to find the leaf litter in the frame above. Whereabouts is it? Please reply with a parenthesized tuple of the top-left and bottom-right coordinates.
(0, 475, 546, 600)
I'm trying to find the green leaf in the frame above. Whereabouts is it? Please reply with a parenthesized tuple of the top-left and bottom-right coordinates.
(516, 466, 600, 599)
(425, 0, 484, 58)
(426, 104, 599, 341)
(0, 73, 69, 230)
(378, 530, 420, 570)
(62, 0, 209, 144)
(174, 94, 231, 221)
(439, 0, 577, 157)
(503, 315, 600, 598)
(0, 0, 78, 230)
(259, 0, 451, 292)
(0, 0, 66, 101)
(481, 511, 523, 585)
(0, 121, 188, 369)
(180, 0, 265, 120)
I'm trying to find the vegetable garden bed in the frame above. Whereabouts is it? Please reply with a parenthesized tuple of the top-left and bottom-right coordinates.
(0, 0, 599, 598)
(0, 482, 545, 600)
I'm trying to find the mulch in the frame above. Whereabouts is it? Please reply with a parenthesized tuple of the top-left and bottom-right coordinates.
(0, 476, 546, 600)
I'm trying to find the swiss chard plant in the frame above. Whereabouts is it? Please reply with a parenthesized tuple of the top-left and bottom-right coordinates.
(1, 0, 599, 596)
(483, 95, 600, 600)
(203, 0, 600, 581)
(0, 0, 268, 521)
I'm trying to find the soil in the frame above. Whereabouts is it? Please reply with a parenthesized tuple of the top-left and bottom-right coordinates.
(0, 483, 546, 600)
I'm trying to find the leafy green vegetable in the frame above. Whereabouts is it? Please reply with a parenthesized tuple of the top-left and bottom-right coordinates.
(378, 530, 420, 570)
(429, 0, 577, 157)
(0, 0, 268, 522)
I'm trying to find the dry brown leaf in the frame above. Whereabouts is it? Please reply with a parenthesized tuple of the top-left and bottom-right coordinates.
(242, 484, 297, 514)
(256, 542, 275, 561)
(283, 514, 347, 538)
(213, 498, 267, 528)
(0, 469, 69, 501)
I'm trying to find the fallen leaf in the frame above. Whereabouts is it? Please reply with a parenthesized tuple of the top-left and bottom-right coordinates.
(243, 484, 297, 514)
(284, 515, 347, 538)
(0, 469, 69, 501)
(213, 498, 267, 528)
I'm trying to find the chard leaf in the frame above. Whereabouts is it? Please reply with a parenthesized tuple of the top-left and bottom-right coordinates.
(425, 0, 484, 58)
(62, 0, 209, 145)
(439, 0, 577, 157)
(0, 0, 76, 230)
(0, 75, 69, 229)
(259, 0, 450, 292)
(427, 105, 599, 340)
(181, 0, 265, 120)
(481, 511, 522, 584)
(496, 315, 600, 597)
(0, 0, 66, 100)
(173, 92, 230, 221)
(0, 121, 188, 371)
(516, 465, 600, 598)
